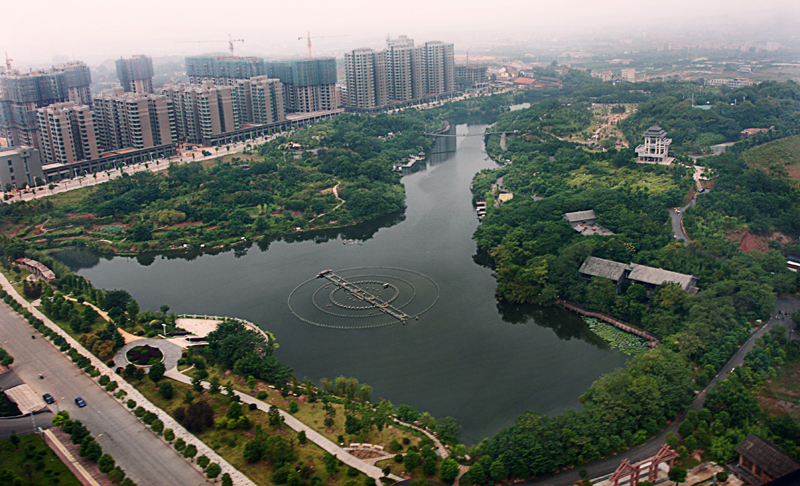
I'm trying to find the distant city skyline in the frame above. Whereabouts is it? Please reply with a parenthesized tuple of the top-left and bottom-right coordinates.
(2, 0, 797, 68)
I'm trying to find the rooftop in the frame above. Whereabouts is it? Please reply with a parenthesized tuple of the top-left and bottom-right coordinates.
(563, 209, 597, 223)
(736, 434, 800, 480)
(579, 257, 629, 282)
(628, 264, 695, 290)
(643, 126, 668, 138)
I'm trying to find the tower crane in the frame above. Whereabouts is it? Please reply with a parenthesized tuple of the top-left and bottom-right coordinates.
(177, 34, 244, 57)
(4, 52, 12, 71)
(298, 32, 349, 60)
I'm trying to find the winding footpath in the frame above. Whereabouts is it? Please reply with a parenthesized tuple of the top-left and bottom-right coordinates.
(164, 367, 404, 485)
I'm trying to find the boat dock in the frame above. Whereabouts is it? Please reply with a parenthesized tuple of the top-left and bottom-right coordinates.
(393, 152, 426, 172)
(316, 270, 410, 323)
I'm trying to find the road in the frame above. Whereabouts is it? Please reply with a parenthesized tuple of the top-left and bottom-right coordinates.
(669, 193, 698, 243)
(3, 134, 279, 205)
(0, 302, 207, 486)
(520, 294, 800, 486)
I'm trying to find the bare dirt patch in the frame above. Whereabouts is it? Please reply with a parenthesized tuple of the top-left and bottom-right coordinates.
(349, 449, 385, 460)
(727, 228, 793, 253)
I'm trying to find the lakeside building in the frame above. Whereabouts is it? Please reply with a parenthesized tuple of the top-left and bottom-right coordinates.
(93, 89, 176, 151)
(734, 434, 800, 485)
(0, 61, 92, 148)
(635, 126, 673, 164)
(37, 102, 100, 165)
(344, 36, 455, 111)
(115, 55, 155, 94)
(579, 256, 698, 293)
(266, 59, 338, 112)
(455, 65, 489, 91)
(164, 82, 238, 145)
(0, 146, 44, 189)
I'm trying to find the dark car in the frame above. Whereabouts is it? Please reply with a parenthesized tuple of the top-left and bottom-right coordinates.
(43, 393, 55, 404)
(75, 397, 86, 408)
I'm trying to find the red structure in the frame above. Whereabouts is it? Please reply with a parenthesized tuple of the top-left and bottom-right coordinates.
(609, 444, 679, 486)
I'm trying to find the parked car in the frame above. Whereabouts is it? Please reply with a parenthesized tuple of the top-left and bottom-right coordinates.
(43, 393, 55, 404)
(75, 397, 86, 408)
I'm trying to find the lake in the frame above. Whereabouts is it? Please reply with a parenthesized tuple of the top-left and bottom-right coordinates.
(54, 123, 627, 444)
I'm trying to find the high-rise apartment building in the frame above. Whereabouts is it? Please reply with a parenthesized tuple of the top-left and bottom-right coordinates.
(164, 82, 240, 144)
(234, 76, 286, 125)
(37, 102, 100, 165)
(344, 48, 387, 111)
(185, 56, 267, 86)
(0, 61, 92, 148)
(266, 59, 337, 112)
(344, 36, 454, 111)
(116, 55, 155, 93)
(93, 89, 176, 152)
(422, 41, 455, 95)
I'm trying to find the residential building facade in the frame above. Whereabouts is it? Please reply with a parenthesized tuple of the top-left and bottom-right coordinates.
(0, 146, 44, 189)
(93, 90, 176, 151)
(116, 55, 155, 94)
(0, 61, 92, 148)
(36, 102, 100, 165)
(266, 58, 338, 112)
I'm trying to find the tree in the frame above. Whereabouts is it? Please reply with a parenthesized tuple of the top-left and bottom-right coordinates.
(222, 473, 233, 486)
(197, 455, 210, 469)
(149, 362, 165, 382)
(158, 381, 174, 399)
(51, 410, 70, 427)
(98, 454, 115, 473)
(440, 457, 459, 483)
(206, 463, 221, 479)
(9, 433, 20, 449)
(423, 457, 437, 475)
(669, 467, 687, 485)
(490, 459, 508, 481)
(289, 401, 299, 414)
(192, 376, 204, 393)
(164, 428, 175, 442)
(107, 466, 126, 484)
(183, 443, 198, 461)
(404, 451, 420, 470)
(174, 438, 186, 451)
(209, 376, 221, 394)
(151, 419, 164, 435)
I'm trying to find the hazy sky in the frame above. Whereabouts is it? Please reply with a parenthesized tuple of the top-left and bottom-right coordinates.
(2, 0, 797, 67)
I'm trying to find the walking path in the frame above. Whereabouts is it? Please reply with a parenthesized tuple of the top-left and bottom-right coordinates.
(44, 428, 102, 486)
(0, 272, 254, 486)
(112, 338, 182, 370)
(164, 367, 404, 484)
(392, 419, 449, 458)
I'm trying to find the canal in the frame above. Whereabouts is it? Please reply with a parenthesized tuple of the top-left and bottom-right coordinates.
(54, 123, 628, 444)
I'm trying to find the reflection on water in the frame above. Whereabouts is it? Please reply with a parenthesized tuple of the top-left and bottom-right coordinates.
(53, 123, 626, 444)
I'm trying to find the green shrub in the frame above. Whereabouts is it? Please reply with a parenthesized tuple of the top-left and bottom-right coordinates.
(257, 391, 267, 400)
(197, 455, 210, 469)
(164, 428, 175, 441)
(142, 412, 157, 425)
(105, 381, 118, 392)
(205, 463, 221, 479)
(126, 399, 136, 409)
(134, 406, 146, 418)
(289, 401, 299, 414)
(174, 438, 186, 451)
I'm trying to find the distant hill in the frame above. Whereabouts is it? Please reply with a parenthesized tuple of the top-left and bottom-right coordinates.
(742, 135, 800, 180)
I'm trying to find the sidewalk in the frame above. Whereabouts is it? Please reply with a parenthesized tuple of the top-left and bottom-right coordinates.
(44, 428, 106, 486)
(165, 367, 404, 484)
(0, 272, 256, 486)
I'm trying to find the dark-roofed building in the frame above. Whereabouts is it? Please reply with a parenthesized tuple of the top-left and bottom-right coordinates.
(563, 210, 614, 236)
(735, 434, 800, 485)
(578, 257, 698, 294)
(579, 257, 629, 291)
(628, 264, 697, 292)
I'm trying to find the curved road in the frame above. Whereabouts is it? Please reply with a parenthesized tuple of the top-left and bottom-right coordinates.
(520, 294, 800, 486)
(0, 302, 207, 486)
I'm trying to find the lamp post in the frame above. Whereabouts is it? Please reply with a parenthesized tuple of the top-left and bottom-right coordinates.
(55, 397, 66, 413)
(162, 323, 167, 338)
(95, 434, 103, 463)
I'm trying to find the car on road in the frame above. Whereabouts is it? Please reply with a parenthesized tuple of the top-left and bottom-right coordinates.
(75, 397, 86, 408)
(43, 393, 54, 404)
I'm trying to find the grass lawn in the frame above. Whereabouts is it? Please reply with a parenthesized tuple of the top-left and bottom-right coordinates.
(566, 161, 683, 195)
(185, 366, 424, 449)
(742, 135, 800, 180)
(0, 434, 82, 486)
(758, 359, 800, 420)
(131, 375, 371, 486)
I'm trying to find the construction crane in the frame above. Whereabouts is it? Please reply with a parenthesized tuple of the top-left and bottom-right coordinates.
(298, 32, 349, 60)
(177, 34, 244, 57)
(4, 52, 12, 71)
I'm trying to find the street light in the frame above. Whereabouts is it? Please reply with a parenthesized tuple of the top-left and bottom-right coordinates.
(95, 434, 103, 463)
(54, 397, 66, 413)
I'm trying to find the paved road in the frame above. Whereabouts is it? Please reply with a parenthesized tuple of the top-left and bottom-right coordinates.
(669, 195, 697, 243)
(0, 303, 207, 486)
(519, 295, 800, 486)
(0, 370, 54, 439)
